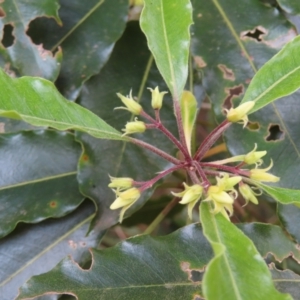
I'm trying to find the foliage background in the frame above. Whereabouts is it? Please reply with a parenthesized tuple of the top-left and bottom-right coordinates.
(0, 0, 300, 299)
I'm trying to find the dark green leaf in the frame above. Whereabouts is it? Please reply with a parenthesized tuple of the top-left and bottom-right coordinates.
(0, 69, 124, 140)
(241, 36, 300, 113)
(77, 22, 178, 231)
(140, 0, 193, 100)
(277, 0, 300, 14)
(32, 0, 128, 99)
(270, 264, 300, 300)
(238, 223, 300, 262)
(200, 202, 291, 300)
(0, 0, 62, 80)
(0, 130, 83, 238)
(0, 200, 96, 300)
(17, 224, 212, 299)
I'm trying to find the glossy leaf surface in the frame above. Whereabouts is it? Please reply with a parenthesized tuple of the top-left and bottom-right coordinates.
(28, 0, 128, 99)
(0, 69, 124, 140)
(270, 264, 300, 299)
(241, 36, 300, 113)
(0, 201, 96, 300)
(0, 0, 62, 80)
(200, 202, 291, 300)
(277, 0, 300, 14)
(0, 130, 83, 238)
(18, 224, 212, 299)
(77, 22, 177, 231)
(238, 223, 300, 262)
(140, 0, 193, 100)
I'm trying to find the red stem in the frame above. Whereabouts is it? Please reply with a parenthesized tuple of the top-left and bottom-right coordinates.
(194, 120, 231, 161)
(129, 137, 182, 165)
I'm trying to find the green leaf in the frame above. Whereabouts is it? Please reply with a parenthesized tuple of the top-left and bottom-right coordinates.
(256, 183, 300, 205)
(76, 22, 178, 232)
(0, 130, 84, 238)
(241, 36, 300, 113)
(200, 202, 291, 300)
(140, 0, 193, 100)
(277, 0, 300, 14)
(28, 0, 128, 99)
(237, 223, 300, 263)
(0, 69, 125, 140)
(180, 91, 198, 155)
(0, 0, 62, 81)
(0, 201, 97, 300)
(17, 224, 213, 299)
(270, 264, 300, 300)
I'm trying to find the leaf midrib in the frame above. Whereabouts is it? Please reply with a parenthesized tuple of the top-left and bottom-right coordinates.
(0, 111, 123, 139)
(211, 210, 243, 300)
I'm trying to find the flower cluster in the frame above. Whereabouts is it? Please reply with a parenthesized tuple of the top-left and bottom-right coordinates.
(108, 88, 280, 223)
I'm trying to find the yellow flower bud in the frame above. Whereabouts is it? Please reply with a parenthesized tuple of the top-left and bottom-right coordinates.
(239, 183, 260, 205)
(250, 160, 280, 182)
(226, 101, 255, 127)
(203, 185, 235, 221)
(122, 119, 146, 136)
(207, 186, 235, 204)
(244, 144, 267, 166)
(116, 91, 142, 115)
(148, 86, 168, 110)
(216, 173, 242, 191)
(108, 176, 133, 190)
(110, 187, 141, 223)
(172, 183, 203, 219)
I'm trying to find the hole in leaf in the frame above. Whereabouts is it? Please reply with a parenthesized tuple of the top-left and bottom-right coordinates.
(1, 24, 15, 47)
(222, 84, 244, 109)
(191, 270, 203, 282)
(246, 121, 260, 131)
(241, 26, 267, 42)
(266, 124, 284, 141)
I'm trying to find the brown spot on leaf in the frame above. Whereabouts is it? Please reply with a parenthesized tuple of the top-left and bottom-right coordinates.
(262, 28, 296, 49)
(246, 121, 260, 131)
(0, 7, 5, 17)
(265, 124, 284, 141)
(194, 56, 207, 68)
(82, 154, 89, 161)
(36, 44, 53, 60)
(218, 64, 235, 81)
(240, 26, 267, 42)
(49, 201, 57, 208)
(180, 261, 204, 283)
(0, 123, 5, 133)
(197, 13, 202, 18)
(193, 295, 205, 300)
(68, 240, 77, 250)
(223, 84, 244, 109)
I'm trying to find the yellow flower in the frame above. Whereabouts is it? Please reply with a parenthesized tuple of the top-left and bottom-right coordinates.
(116, 91, 142, 115)
(226, 101, 255, 127)
(204, 185, 235, 221)
(239, 183, 261, 205)
(216, 173, 242, 191)
(110, 188, 141, 223)
(244, 144, 267, 166)
(122, 119, 146, 136)
(250, 160, 280, 182)
(172, 183, 203, 219)
(108, 176, 133, 191)
(148, 86, 168, 110)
